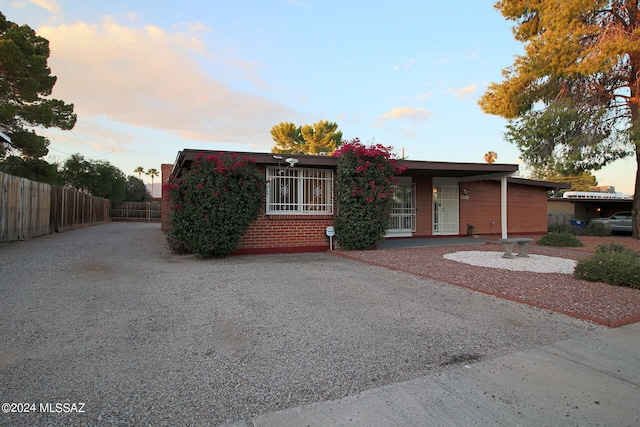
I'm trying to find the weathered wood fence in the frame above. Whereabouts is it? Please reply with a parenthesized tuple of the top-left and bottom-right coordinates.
(111, 201, 161, 222)
(0, 172, 111, 242)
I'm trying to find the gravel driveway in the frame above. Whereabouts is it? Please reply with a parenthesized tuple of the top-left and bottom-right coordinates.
(0, 223, 602, 426)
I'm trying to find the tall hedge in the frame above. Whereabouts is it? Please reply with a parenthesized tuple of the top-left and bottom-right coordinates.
(164, 153, 265, 258)
(333, 139, 406, 250)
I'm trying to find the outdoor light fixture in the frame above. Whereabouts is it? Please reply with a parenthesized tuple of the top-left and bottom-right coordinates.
(285, 158, 299, 167)
(272, 155, 283, 160)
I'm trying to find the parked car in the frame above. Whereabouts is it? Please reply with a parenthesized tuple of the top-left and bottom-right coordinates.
(590, 211, 632, 234)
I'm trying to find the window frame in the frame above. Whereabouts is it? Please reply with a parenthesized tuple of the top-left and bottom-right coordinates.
(266, 166, 334, 215)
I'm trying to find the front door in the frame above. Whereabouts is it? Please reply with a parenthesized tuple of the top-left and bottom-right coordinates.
(433, 185, 459, 235)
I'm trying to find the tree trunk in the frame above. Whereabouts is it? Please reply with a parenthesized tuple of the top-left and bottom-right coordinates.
(634, 148, 640, 239)
(631, 98, 639, 238)
(629, 0, 639, 238)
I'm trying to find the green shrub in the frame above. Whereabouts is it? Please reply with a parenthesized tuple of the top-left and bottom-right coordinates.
(595, 242, 630, 254)
(574, 243, 640, 288)
(333, 138, 406, 250)
(548, 223, 575, 235)
(164, 153, 265, 258)
(537, 232, 584, 247)
(583, 222, 611, 236)
(166, 232, 189, 255)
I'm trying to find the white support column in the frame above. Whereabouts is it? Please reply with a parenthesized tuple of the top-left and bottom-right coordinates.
(501, 176, 508, 239)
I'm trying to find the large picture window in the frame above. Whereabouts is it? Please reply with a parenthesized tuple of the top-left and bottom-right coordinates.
(266, 167, 333, 214)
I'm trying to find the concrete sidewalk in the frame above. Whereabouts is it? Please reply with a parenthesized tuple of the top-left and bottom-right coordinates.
(227, 321, 640, 426)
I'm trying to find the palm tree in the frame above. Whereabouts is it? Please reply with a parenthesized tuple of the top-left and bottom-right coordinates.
(146, 168, 159, 197)
(134, 166, 145, 180)
(483, 151, 498, 164)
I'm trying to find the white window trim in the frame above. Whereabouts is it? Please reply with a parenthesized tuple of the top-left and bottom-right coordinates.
(266, 166, 334, 215)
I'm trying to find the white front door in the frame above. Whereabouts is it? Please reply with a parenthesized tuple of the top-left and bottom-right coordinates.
(433, 185, 459, 235)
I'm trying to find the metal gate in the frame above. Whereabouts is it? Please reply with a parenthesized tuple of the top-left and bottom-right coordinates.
(433, 185, 459, 235)
(387, 183, 416, 237)
(111, 201, 161, 222)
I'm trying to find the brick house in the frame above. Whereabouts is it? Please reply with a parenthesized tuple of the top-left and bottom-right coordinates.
(162, 150, 567, 254)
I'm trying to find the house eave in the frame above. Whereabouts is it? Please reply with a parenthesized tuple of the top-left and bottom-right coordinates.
(170, 149, 521, 180)
(506, 177, 571, 191)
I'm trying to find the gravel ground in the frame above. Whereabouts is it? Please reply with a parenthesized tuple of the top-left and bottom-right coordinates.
(0, 223, 605, 426)
(339, 240, 640, 327)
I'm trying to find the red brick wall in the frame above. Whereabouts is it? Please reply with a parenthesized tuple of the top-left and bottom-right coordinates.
(413, 176, 432, 237)
(160, 163, 173, 232)
(236, 164, 335, 253)
(459, 181, 501, 236)
(236, 213, 333, 254)
(161, 163, 335, 253)
(460, 180, 548, 236)
(505, 183, 548, 234)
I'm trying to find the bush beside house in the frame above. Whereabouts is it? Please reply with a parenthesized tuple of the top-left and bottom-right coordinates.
(333, 139, 406, 250)
(163, 153, 265, 258)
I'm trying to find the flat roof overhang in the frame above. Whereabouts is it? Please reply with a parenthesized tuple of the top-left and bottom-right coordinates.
(170, 149, 520, 180)
(507, 177, 571, 191)
(549, 197, 633, 203)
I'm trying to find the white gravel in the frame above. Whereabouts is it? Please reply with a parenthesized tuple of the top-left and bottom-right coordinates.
(443, 251, 578, 274)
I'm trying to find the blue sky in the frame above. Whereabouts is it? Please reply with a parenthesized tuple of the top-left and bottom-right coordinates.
(2, 0, 637, 194)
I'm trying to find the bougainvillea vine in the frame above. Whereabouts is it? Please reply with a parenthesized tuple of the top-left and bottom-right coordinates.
(332, 138, 407, 250)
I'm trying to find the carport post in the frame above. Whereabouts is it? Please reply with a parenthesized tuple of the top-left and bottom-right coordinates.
(501, 176, 508, 239)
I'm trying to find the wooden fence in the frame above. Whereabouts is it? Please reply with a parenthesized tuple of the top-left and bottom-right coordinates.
(111, 201, 161, 222)
(0, 171, 111, 242)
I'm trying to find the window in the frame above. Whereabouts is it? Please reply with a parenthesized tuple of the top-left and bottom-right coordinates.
(266, 167, 333, 214)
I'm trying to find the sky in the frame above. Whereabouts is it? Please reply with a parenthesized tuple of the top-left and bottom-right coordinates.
(2, 0, 637, 195)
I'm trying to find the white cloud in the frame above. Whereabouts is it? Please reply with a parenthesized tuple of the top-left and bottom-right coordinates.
(30, 0, 59, 14)
(453, 84, 477, 100)
(414, 91, 433, 101)
(434, 56, 452, 65)
(39, 17, 295, 147)
(377, 107, 432, 121)
(393, 58, 416, 71)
